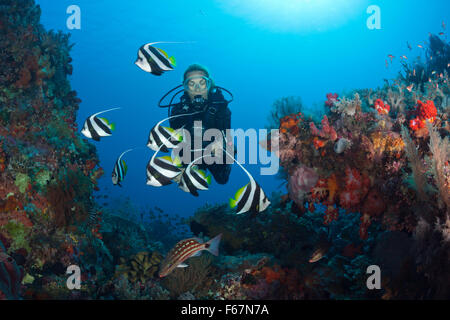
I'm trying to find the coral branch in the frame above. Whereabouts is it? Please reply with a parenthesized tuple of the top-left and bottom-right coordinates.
(400, 125, 428, 202)
(426, 121, 450, 212)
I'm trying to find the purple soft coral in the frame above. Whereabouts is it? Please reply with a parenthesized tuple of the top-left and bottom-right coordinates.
(288, 166, 319, 206)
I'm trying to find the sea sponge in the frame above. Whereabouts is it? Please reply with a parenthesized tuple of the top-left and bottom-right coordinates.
(34, 169, 51, 187)
(0, 221, 31, 253)
(14, 173, 30, 193)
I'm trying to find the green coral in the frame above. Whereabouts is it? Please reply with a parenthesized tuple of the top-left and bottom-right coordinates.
(115, 251, 162, 283)
(34, 169, 51, 187)
(1, 221, 31, 253)
(15, 172, 30, 193)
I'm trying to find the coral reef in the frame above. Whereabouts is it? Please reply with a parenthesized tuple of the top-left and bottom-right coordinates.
(0, 0, 448, 300)
(182, 32, 450, 300)
(0, 0, 102, 299)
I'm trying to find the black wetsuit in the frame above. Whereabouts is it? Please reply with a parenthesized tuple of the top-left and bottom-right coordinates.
(169, 87, 232, 184)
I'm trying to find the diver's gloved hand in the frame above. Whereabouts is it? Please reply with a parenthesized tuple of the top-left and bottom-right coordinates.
(204, 137, 235, 165)
(210, 140, 223, 156)
(191, 95, 208, 112)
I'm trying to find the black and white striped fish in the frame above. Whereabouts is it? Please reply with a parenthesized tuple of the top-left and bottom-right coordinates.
(112, 149, 133, 187)
(178, 154, 212, 197)
(87, 208, 102, 227)
(81, 108, 120, 141)
(223, 139, 270, 214)
(146, 147, 183, 187)
(229, 178, 270, 214)
(147, 111, 201, 153)
(135, 42, 177, 76)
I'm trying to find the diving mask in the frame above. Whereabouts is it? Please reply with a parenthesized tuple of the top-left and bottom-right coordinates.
(183, 75, 211, 94)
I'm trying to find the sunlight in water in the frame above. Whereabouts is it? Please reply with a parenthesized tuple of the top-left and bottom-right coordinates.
(215, 0, 368, 33)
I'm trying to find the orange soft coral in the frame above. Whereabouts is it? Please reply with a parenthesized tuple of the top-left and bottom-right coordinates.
(311, 174, 339, 206)
(280, 113, 302, 135)
(313, 137, 326, 149)
(326, 174, 338, 204)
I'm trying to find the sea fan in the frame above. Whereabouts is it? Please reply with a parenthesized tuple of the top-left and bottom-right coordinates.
(426, 121, 450, 212)
(266, 96, 303, 129)
(400, 125, 429, 202)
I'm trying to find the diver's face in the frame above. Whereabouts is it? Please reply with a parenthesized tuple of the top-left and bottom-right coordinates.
(184, 71, 209, 100)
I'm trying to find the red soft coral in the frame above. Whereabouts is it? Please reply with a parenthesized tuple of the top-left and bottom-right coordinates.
(417, 100, 437, 121)
(321, 115, 338, 141)
(344, 167, 362, 190)
(409, 100, 437, 131)
(373, 99, 390, 115)
(324, 205, 339, 225)
(311, 178, 328, 202)
(359, 213, 372, 240)
(409, 117, 425, 131)
(325, 93, 339, 107)
(339, 189, 361, 209)
(309, 115, 337, 141)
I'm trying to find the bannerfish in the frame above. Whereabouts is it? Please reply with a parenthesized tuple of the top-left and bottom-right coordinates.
(222, 134, 270, 214)
(135, 42, 178, 76)
(147, 111, 201, 153)
(178, 154, 212, 197)
(81, 107, 120, 141)
(229, 179, 270, 215)
(112, 149, 133, 187)
(159, 234, 222, 278)
(146, 147, 183, 187)
(88, 209, 102, 226)
(334, 138, 352, 154)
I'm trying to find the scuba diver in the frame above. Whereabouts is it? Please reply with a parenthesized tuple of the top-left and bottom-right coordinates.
(158, 64, 233, 184)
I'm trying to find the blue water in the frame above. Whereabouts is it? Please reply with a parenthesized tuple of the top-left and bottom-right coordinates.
(36, 0, 449, 217)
